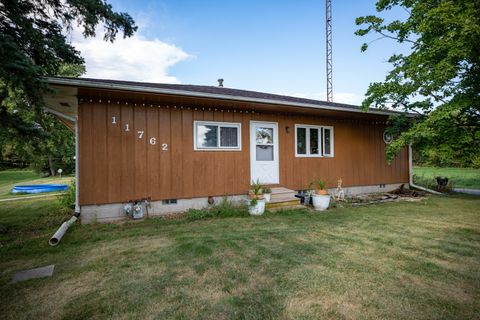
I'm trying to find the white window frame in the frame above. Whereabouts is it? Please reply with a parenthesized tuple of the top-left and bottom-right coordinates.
(194, 121, 242, 151)
(295, 124, 334, 157)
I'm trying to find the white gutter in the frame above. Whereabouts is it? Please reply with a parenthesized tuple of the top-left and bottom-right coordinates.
(49, 117, 80, 246)
(408, 144, 442, 195)
(45, 77, 413, 118)
(74, 117, 80, 215)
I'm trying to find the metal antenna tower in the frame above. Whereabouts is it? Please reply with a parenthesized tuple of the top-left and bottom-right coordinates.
(326, 0, 333, 102)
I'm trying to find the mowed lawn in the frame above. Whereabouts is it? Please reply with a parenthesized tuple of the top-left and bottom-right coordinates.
(1, 195, 480, 319)
(414, 166, 480, 189)
(0, 170, 73, 200)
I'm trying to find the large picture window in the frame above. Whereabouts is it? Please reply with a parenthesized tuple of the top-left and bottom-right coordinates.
(194, 121, 241, 151)
(295, 124, 334, 157)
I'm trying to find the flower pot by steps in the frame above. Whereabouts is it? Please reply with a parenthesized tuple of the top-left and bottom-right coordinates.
(312, 194, 331, 211)
(264, 193, 271, 202)
(249, 199, 266, 215)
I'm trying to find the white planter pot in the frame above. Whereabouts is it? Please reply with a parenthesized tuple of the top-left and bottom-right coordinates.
(264, 193, 271, 202)
(249, 199, 266, 215)
(312, 194, 331, 211)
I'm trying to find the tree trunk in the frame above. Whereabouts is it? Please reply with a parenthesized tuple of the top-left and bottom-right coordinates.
(48, 155, 55, 176)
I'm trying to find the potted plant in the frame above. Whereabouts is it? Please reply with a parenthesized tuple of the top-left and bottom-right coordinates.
(303, 182, 314, 206)
(263, 186, 272, 202)
(249, 179, 264, 200)
(249, 197, 265, 216)
(312, 179, 331, 211)
(248, 180, 265, 215)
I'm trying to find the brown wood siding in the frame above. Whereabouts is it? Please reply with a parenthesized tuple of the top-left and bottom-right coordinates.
(78, 101, 409, 205)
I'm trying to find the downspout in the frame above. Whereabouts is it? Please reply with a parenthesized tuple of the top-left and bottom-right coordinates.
(408, 144, 442, 195)
(49, 116, 80, 246)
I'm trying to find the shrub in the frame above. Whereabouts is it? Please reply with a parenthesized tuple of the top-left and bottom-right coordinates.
(185, 197, 248, 221)
(59, 179, 76, 210)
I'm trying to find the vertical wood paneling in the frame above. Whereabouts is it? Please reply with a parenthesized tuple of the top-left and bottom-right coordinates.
(134, 105, 147, 198)
(107, 103, 122, 203)
(79, 101, 410, 205)
(159, 108, 171, 199)
(182, 109, 194, 198)
(170, 107, 183, 198)
(121, 105, 134, 201)
(92, 103, 108, 202)
(147, 106, 159, 199)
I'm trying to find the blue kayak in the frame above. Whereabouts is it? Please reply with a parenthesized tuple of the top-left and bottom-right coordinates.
(12, 184, 69, 194)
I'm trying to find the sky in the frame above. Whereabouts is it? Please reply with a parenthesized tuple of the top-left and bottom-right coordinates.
(72, 0, 411, 105)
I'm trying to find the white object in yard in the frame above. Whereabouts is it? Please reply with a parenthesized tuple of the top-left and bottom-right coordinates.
(57, 168, 62, 177)
(49, 216, 77, 246)
(249, 199, 266, 215)
(264, 193, 271, 202)
(335, 178, 345, 201)
(312, 194, 331, 211)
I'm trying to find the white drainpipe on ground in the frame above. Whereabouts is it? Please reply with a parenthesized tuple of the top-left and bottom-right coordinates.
(408, 144, 442, 195)
(49, 117, 80, 246)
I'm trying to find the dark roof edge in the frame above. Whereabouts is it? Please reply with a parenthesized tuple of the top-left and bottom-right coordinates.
(44, 77, 415, 118)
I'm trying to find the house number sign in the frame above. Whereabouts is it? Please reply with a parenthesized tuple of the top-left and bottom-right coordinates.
(111, 116, 168, 150)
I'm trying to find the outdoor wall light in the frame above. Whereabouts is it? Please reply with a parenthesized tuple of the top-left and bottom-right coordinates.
(285, 126, 290, 133)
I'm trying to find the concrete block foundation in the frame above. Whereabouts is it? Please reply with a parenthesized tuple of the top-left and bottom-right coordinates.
(80, 183, 407, 224)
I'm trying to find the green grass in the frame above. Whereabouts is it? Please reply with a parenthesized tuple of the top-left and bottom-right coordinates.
(414, 166, 480, 189)
(0, 170, 73, 200)
(1, 195, 479, 319)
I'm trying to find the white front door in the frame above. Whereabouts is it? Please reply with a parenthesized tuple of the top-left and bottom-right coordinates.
(250, 121, 279, 184)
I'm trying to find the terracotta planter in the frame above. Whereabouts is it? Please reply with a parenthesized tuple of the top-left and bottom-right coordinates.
(248, 191, 264, 200)
(316, 189, 328, 195)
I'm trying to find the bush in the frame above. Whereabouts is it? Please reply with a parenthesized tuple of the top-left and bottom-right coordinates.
(185, 197, 248, 221)
(59, 179, 76, 210)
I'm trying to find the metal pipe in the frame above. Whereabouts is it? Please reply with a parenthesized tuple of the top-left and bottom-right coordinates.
(408, 144, 443, 195)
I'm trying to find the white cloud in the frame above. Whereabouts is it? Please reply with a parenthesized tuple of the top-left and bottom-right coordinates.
(72, 28, 190, 83)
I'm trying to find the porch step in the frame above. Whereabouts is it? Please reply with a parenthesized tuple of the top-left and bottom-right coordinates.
(266, 198, 301, 209)
(266, 187, 301, 210)
(270, 187, 296, 201)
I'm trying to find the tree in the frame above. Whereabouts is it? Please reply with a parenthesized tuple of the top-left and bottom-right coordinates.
(0, 0, 137, 173)
(0, 0, 137, 133)
(355, 0, 480, 167)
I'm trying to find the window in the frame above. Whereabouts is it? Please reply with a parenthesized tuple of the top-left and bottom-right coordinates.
(194, 121, 241, 150)
(295, 124, 334, 157)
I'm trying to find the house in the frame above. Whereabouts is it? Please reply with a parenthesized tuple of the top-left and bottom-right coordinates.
(44, 77, 411, 223)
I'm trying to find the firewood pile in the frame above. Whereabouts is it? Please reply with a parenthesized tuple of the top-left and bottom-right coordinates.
(347, 184, 426, 206)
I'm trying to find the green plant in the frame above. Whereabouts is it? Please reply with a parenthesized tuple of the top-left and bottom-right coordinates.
(250, 179, 263, 196)
(186, 197, 248, 220)
(59, 179, 75, 210)
(262, 186, 271, 194)
(315, 179, 327, 190)
(250, 198, 258, 206)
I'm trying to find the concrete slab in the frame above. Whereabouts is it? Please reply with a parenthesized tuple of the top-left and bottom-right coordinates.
(12, 265, 55, 283)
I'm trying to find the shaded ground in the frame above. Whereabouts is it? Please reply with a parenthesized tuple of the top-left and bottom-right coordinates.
(414, 166, 480, 189)
(0, 195, 479, 319)
(0, 170, 73, 200)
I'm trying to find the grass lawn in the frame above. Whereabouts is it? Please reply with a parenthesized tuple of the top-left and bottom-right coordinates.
(1, 195, 479, 319)
(0, 170, 73, 200)
(414, 166, 480, 189)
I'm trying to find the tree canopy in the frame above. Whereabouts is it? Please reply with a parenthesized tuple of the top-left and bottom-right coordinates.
(356, 0, 480, 167)
(0, 0, 137, 173)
